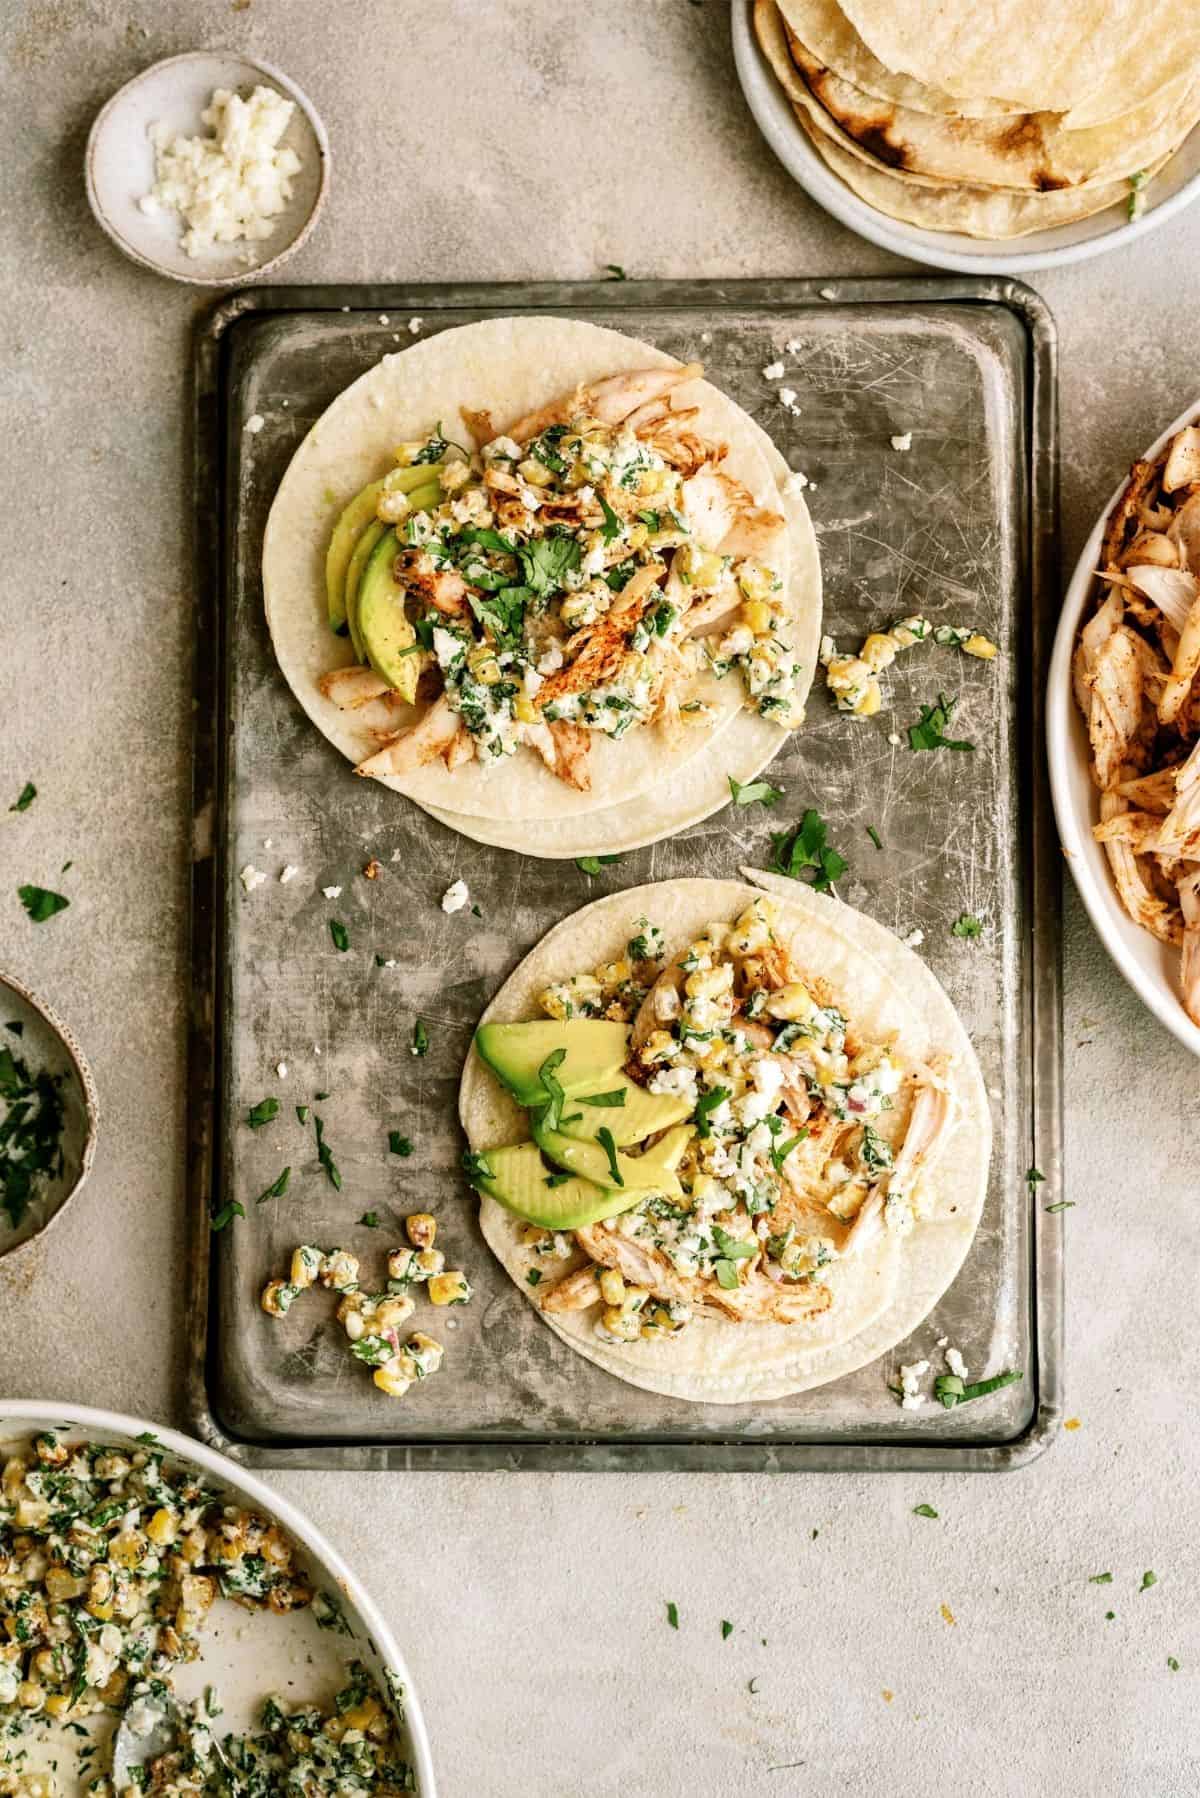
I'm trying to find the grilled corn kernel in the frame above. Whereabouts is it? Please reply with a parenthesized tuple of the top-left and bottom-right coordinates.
(860, 631, 899, 672)
(737, 559, 774, 602)
(375, 487, 411, 523)
(43, 1692, 73, 1721)
(467, 645, 501, 683)
(963, 633, 998, 660)
(854, 679, 883, 717)
(405, 1332, 445, 1377)
(373, 1362, 413, 1398)
(726, 898, 776, 955)
(290, 1244, 323, 1289)
(600, 1305, 642, 1342)
(677, 543, 723, 590)
(319, 1249, 359, 1292)
(417, 1248, 445, 1280)
(740, 598, 773, 635)
(636, 466, 669, 497)
(43, 1566, 86, 1603)
(428, 1271, 471, 1307)
(108, 1532, 143, 1571)
(145, 1508, 177, 1548)
(373, 1295, 416, 1332)
(598, 1268, 626, 1306)
(439, 457, 471, 493)
(520, 1224, 549, 1249)
(685, 962, 733, 1003)
(517, 456, 554, 488)
(626, 522, 649, 551)
(405, 1213, 437, 1251)
(17, 1682, 44, 1711)
(765, 982, 818, 1023)
(514, 692, 538, 724)
(260, 1280, 296, 1318)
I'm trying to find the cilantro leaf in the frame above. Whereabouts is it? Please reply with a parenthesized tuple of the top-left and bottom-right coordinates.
(295, 1104, 310, 1125)
(576, 854, 620, 876)
(1026, 1167, 1045, 1187)
(721, 1621, 734, 1640)
(577, 1088, 626, 1108)
(255, 1166, 290, 1204)
(210, 1201, 244, 1232)
(769, 1129, 807, 1173)
(246, 1098, 279, 1130)
(535, 1047, 568, 1133)
(912, 1504, 939, 1519)
(389, 1131, 414, 1157)
(712, 1225, 756, 1261)
(527, 1268, 542, 1286)
(9, 783, 36, 813)
(866, 824, 883, 851)
(411, 1018, 429, 1057)
(358, 1212, 380, 1228)
(934, 1368, 1022, 1409)
(769, 809, 848, 894)
(694, 1086, 730, 1139)
(596, 1126, 623, 1186)
(18, 885, 69, 923)
(713, 1259, 740, 1290)
(951, 913, 983, 939)
(314, 1115, 341, 1190)
(606, 264, 628, 282)
(729, 775, 784, 808)
(907, 692, 974, 752)
(1088, 1572, 1113, 1585)
(329, 918, 350, 952)
(598, 493, 622, 544)
(462, 1149, 495, 1184)
(518, 534, 581, 598)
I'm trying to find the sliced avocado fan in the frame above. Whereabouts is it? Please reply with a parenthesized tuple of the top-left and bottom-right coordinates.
(468, 1142, 646, 1232)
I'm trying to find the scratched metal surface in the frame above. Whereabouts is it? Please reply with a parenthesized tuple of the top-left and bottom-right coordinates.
(189, 280, 1062, 1470)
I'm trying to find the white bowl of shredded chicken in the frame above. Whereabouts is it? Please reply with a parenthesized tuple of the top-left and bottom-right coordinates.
(86, 51, 328, 285)
(1049, 399, 1200, 1058)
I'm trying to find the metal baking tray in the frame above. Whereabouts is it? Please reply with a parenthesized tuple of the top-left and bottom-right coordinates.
(186, 278, 1063, 1471)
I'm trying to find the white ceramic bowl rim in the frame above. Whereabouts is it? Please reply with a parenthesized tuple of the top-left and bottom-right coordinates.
(0, 1400, 437, 1794)
(1046, 395, 1200, 1058)
(731, 0, 1200, 276)
(84, 49, 330, 288)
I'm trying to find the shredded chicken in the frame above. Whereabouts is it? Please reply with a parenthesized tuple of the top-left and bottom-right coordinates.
(354, 694, 459, 777)
(1076, 424, 1200, 1023)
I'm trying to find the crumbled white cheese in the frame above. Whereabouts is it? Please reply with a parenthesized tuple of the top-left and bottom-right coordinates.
(899, 1360, 929, 1410)
(139, 85, 302, 260)
(408, 317, 423, 333)
(380, 958, 398, 968)
(902, 929, 924, 949)
(379, 314, 390, 325)
(391, 849, 403, 863)
(890, 432, 913, 452)
(441, 879, 469, 914)
(700, 331, 712, 344)
(778, 386, 800, 413)
(276, 1062, 288, 1079)
(887, 732, 902, 746)
(279, 864, 298, 884)
(762, 360, 785, 380)
(945, 1346, 969, 1381)
(239, 864, 266, 893)
(819, 286, 837, 300)
(785, 337, 802, 354)
(322, 885, 342, 899)
(782, 469, 809, 495)
(263, 838, 273, 849)
(244, 413, 265, 434)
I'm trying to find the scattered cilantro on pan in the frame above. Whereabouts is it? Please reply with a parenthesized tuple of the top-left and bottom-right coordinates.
(728, 774, 784, 808)
(254, 1167, 290, 1204)
(721, 1621, 734, 1640)
(907, 692, 974, 752)
(694, 1086, 730, 1140)
(358, 1212, 380, 1229)
(314, 1115, 341, 1190)
(934, 1369, 1023, 1409)
(596, 1127, 623, 1186)
(295, 1104, 310, 1125)
(912, 1504, 939, 1519)
(389, 1131, 414, 1157)
(605, 264, 628, 281)
(9, 783, 36, 813)
(1141, 1571, 1158, 1592)
(665, 1601, 679, 1629)
(1045, 1200, 1075, 1213)
(246, 1098, 279, 1130)
(951, 913, 983, 939)
(1168, 1658, 1180, 1672)
(0, 1045, 65, 1228)
(411, 1018, 429, 1057)
(329, 918, 350, 952)
(462, 1149, 495, 1183)
(1026, 1167, 1045, 1188)
(866, 824, 883, 851)
(769, 809, 847, 894)
(314, 1090, 330, 1101)
(18, 885, 69, 922)
(210, 1201, 244, 1232)
(576, 854, 620, 876)
(1088, 1572, 1113, 1585)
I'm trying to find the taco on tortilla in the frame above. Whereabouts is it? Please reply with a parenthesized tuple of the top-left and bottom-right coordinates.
(458, 874, 990, 1403)
(263, 318, 821, 855)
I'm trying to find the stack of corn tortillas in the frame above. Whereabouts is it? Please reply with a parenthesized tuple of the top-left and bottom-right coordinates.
(754, 0, 1200, 239)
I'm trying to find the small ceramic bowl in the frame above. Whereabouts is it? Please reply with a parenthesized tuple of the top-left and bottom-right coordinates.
(1047, 398, 1200, 1059)
(0, 970, 98, 1261)
(85, 50, 329, 286)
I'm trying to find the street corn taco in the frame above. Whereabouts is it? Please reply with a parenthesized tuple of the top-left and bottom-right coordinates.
(264, 318, 821, 853)
(458, 875, 990, 1403)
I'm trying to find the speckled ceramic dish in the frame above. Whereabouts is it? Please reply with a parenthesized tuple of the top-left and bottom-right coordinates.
(0, 1402, 438, 1793)
(0, 970, 98, 1262)
(85, 50, 329, 286)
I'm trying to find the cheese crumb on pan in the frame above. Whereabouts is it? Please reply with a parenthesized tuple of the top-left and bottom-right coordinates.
(139, 84, 302, 260)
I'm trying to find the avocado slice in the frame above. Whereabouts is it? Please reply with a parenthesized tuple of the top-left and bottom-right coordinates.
(469, 1141, 646, 1231)
(358, 528, 419, 702)
(325, 464, 446, 636)
(556, 1074, 693, 1148)
(531, 1117, 692, 1197)
(475, 1019, 629, 1108)
(345, 518, 389, 662)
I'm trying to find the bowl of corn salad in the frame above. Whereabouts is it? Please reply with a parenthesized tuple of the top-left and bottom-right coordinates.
(0, 1402, 436, 1796)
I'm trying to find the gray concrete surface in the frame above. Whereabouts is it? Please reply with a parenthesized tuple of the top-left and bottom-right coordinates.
(0, 3, 1196, 1794)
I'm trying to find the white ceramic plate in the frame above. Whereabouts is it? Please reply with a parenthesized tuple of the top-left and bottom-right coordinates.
(85, 51, 329, 286)
(731, 0, 1200, 276)
(0, 1401, 438, 1794)
(1047, 398, 1200, 1059)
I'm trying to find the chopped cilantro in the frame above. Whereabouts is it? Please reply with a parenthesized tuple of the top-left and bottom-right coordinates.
(912, 1504, 939, 1519)
(389, 1131, 414, 1157)
(596, 1126, 623, 1186)
(934, 1368, 1022, 1409)
(329, 918, 350, 952)
(535, 1047, 568, 1132)
(907, 692, 974, 752)
(598, 493, 622, 543)
(527, 1268, 542, 1287)
(255, 1166, 290, 1204)
(295, 1104, 310, 1125)
(462, 1149, 495, 1183)
(1026, 1167, 1045, 1187)
(246, 1097, 279, 1130)
(666, 1601, 678, 1629)
(1168, 1657, 1180, 1672)
(951, 913, 983, 939)
(728, 774, 784, 808)
(1140, 1571, 1158, 1592)
(606, 264, 628, 281)
(518, 534, 581, 598)
(694, 1085, 730, 1139)
(638, 509, 661, 531)
(314, 1115, 341, 1190)
(17, 884, 69, 922)
(713, 1226, 755, 1262)
(576, 854, 620, 876)
(578, 1088, 626, 1108)
(411, 1018, 429, 1057)
(866, 824, 883, 851)
(1045, 1200, 1074, 1213)
(721, 1620, 734, 1640)
(9, 783, 36, 813)
(0, 1044, 65, 1228)
(1088, 1572, 1113, 1585)
(769, 808, 847, 894)
(769, 1128, 807, 1173)
(210, 1201, 244, 1232)
(358, 1212, 380, 1228)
